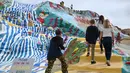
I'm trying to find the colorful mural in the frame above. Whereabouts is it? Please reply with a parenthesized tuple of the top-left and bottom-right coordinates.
(0, 0, 12, 8)
(0, 0, 129, 73)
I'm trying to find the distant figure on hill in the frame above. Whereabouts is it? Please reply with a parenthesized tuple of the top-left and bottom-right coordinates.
(60, 1, 64, 8)
(99, 19, 114, 66)
(116, 32, 121, 44)
(70, 4, 73, 10)
(85, 19, 99, 64)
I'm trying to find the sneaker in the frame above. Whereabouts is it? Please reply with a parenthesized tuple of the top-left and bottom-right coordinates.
(63, 71, 68, 73)
(86, 52, 90, 57)
(91, 61, 96, 64)
(100, 51, 103, 54)
(106, 62, 111, 66)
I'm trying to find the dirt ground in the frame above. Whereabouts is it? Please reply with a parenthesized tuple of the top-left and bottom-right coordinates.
(121, 37, 130, 45)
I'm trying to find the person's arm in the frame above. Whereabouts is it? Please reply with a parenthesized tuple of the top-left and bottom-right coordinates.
(85, 27, 89, 41)
(59, 38, 65, 50)
(111, 31, 114, 45)
(99, 26, 103, 43)
(96, 27, 100, 39)
(111, 27, 115, 45)
(111, 32, 114, 41)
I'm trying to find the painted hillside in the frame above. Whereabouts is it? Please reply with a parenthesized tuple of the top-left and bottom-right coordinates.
(0, 0, 129, 73)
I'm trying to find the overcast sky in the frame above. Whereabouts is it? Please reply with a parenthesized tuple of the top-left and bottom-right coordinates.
(15, 0, 130, 29)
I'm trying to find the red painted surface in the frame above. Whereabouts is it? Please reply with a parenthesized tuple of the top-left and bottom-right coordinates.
(37, 17, 44, 24)
(125, 62, 130, 65)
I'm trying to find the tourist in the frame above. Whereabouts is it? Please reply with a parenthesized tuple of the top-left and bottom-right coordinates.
(97, 15, 105, 54)
(116, 32, 121, 44)
(99, 19, 114, 66)
(85, 19, 99, 64)
(45, 29, 68, 73)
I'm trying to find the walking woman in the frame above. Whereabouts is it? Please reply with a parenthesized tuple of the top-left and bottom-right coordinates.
(97, 15, 104, 54)
(99, 19, 114, 66)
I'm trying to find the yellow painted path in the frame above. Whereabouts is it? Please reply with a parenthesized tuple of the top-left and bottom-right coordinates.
(55, 38, 123, 73)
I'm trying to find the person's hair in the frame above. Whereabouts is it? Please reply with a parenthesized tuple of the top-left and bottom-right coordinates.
(90, 19, 95, 24)
(104, 19, 110, 28)
(99, 15, 104, 24)
(55, 29, 62, 35)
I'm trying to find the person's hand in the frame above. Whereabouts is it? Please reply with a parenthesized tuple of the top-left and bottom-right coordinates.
(112, 40, 114, 46)
(86, 41, 89, 44)
(99, 40, 101, 44)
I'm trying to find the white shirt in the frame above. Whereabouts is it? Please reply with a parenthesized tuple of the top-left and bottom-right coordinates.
(96, 21, 104, 31)
(101, 27, 113, 37)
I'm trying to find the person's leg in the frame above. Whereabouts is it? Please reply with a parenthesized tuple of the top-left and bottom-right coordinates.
(87, 44, 90, 56)
(106, 38, 112, 61)
(58, 56, 68, 73)
(100, 39, 103, 53)
(91, 44, 96, 61)
(45, 60, 55, 73)
(103, 37, 112, 66)
(91, 44, 96, 64)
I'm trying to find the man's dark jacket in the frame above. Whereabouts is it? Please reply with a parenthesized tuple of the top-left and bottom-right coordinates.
(85, 26, 99, 44)
(47, 36, 65, 60)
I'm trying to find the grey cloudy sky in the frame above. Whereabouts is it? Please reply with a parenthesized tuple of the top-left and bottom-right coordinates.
(16, 0, 130, 29)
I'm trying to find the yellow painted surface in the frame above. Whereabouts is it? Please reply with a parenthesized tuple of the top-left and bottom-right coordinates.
(55, 38, 123, 73)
